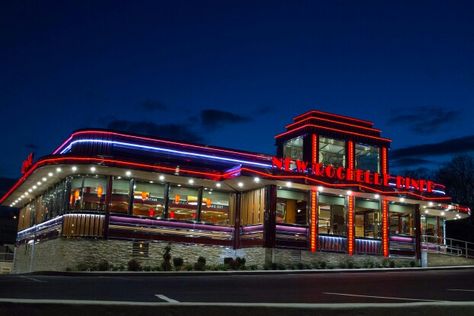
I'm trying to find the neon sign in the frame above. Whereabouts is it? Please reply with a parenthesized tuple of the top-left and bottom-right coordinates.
(21, 153, 34, 175)
(272, 157, 434, 194)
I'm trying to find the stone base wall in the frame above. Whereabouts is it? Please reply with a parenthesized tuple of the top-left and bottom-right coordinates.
(427, 253, 474, 267)
(13, 238, 268, 273)
(14, 237, 420, 273)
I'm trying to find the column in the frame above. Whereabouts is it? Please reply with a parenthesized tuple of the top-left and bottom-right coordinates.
(347, 194, 355, 255)
(263, 185, 277, 248)
(414, 204, 422, 261)
(382, 199, 389, 257)
(196, 186, 204, 221)
(310, 188, 318, 252)
(103, 175, 113, 239)
(127, 178, 135, 216)
(233, 192, 242, 249)
(162, 182, 170, 219)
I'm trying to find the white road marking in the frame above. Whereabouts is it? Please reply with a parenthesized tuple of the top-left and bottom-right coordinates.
(20, 276, 46, 283)
(323, 292, 446, 302)
(155, 294, 179, 303)
(448, 289, 474, 292)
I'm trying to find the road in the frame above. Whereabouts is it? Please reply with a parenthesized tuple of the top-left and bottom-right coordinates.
(1, 269, 474, 304)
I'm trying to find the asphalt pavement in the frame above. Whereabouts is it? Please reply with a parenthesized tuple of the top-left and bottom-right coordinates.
(0, 268, 474, 304)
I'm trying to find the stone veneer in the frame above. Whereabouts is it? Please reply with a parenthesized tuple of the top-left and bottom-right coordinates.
(14, 237, 416, 273)
(13, 238, 268, 273)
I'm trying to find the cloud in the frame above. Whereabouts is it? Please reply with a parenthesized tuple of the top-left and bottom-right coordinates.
(387, 106, 460, 133)
(391, 135, 474, 160)
(391, 157, 434, 168)
(106, 120, 204, 143)
(200, 109, 252, 130)
(140, 99, 167, 111)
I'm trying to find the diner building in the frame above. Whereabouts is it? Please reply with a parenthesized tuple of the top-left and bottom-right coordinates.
(1, 110, 470, 272)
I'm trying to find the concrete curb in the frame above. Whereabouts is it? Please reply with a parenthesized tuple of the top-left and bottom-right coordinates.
(1, 299, 474, 316)
(16, 264, 474, 277)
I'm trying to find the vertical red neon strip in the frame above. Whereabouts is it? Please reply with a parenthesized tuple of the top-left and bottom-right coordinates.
(382, 199, 389, 257)
(347, 140, 354, 180)
(310, 188, 317, 252)
(348, 195, 354, 256)
(381, 147, 388, 174)
(311, 133, 318, 164)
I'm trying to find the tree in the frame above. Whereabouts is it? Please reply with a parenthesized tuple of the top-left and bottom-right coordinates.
(435, 155, 474, 214)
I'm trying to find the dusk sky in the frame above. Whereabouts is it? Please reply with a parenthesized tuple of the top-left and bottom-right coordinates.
(1, 1, 474, 179)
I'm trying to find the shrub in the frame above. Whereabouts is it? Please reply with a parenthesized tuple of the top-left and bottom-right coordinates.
(127, 259, 142, 271)
(389, 260, 395, 268)
(76, 262, 90, 271)
(184, 264, 193, 271)
(97, 259, 110, 271)
(194, 256, 207, 271)
(249, 264, 258, 270)
(319, 261, 327, 269)
(173, 257, 184, 270)
(409, 260, 416, 267)
(161, 244, 173, 271)
(143, 266, 152, 271)
(152, 265, 162, 271)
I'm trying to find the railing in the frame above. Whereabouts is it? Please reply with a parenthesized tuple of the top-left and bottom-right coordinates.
(422, 235, 474, 259)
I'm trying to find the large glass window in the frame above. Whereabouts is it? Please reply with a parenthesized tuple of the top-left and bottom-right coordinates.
(355, 198, 381, 239)
(283, 136, 304, 161)
(389, 203, 415, 236)
(318, 194, 346, 235)
(422, 215, 444, 241)
(168, 185, 199, 221)
(276, 189, 308, 225)
(132, 181, 165, 218)
(69, 176, 107, 212)
(110, 177, 131, 214)
(201, 190, 231, 225)
(355, 143, 379, 172)
(319, 136, 346, 167)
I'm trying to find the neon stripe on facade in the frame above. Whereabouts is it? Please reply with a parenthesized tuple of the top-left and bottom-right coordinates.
(274, 123, 392, 142)
(310, 188, 317, 252)
(382, 199, 389, 257)
(60, 139, 273, 168)
(53, 130, 272, 160)
(347, 195, 355, 255)
(293, 110, 374, 126)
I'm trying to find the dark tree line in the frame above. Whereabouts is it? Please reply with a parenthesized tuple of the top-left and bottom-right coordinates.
(400, 155, 474, 242)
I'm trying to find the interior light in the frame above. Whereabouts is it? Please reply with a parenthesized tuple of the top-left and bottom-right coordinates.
(37, 181, 42, 186)
(24, 192, 29, 196)
(71, 166, 77, 172)
(188, 179, 194, 185)
(237, 182, 244, 188)
(346, 190, 352, 196)
(125, 171, 132, 177)
(42, 177, 47, 182)
(254, 177, 260, 183)
(28, 189, 32, 193)
(90, 167, 96, 172)
(441, 211, 445, 216)
(48, 172, 53, 177)
(216, 183, 221, 188)
(149, 181, 154, 184)
(428, 202, 434, 207)
(286, 181, 292, 187)
(117, 176, 122, 179)
(177, 184, 182, 187)
(32, 185, 37, 190)
(400, 198, 405, 202)
(374, 194, 380, 199)
(424, 210, 429, 214)
(159, 175, 165, 181)
(56, 167, 62, 173)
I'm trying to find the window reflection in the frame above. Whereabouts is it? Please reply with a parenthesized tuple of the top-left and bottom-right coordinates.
(318, 194, 346, 236)
(355, 143, 379, 172)
(283, 136, 304, 161)
(132, 181, 165, 218)
(110, 177, 130, 214)
(167, 185, 199, 221)
(319, 136, 346, 167)
(276, 189, 308, 225)
(389, 203, 415, 236)
(355, 198, 381, 239)
(201, 190, 231, 225)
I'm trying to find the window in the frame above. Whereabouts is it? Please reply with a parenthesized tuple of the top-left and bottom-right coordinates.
(201, 190, 231, 225)
(355, 198, 381, 239)
(132, 181, 165, 218)
(110, 177, 131, 214)
(69, 176, 107, 212)
(318, 194, 346, 236)
(389, 203, 415, 236)
(283, 136, 304, 161)
(422, 216, 444, 241)
(168, 185, 199, 221)
(319, 136, 346, 167)
(355, 143, 379, 172)
(276, 189, 308, 225)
